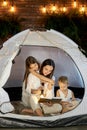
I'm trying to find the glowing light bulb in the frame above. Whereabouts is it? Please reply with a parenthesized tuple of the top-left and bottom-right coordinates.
(81, 6, 85, 12)
(80, 5, 85, 14)
(63, 7, 67, 12)
(52, 5, 56, 12)
(42, 6, 46, 13)
(73, 0, 77, 8)
(3, 0, 7, 6)
(10, 5, 15, 12)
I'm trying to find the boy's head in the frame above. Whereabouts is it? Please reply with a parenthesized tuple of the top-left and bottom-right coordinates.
(58, 76, 68, 91)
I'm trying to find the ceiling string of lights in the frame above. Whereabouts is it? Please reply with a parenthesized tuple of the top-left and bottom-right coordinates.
(1, 0, 87, 14)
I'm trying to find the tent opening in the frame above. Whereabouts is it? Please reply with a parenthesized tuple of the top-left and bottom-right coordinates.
(3, 45, 84, 115)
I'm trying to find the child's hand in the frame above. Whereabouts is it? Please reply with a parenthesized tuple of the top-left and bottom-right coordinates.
(38, 86, 43, 91)
(44, 102, 53, 107)
(38, 86, 44, 95)
(62, 102, 73, 107)
(67, 103, 73, 107)
(50, 80, 54, 85)
(61, 101, 69, 105)
(37, 90, 41, 95)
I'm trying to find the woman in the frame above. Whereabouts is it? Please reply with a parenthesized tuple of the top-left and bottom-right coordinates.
(39, 59, 62, 115)
(40, 59, 55, 99)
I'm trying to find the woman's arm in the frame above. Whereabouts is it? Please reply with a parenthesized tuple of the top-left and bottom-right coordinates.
(47, 83, 53, 90)
(29, 70, 54, 85)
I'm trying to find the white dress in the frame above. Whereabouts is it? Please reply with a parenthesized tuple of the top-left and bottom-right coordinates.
(22, 81, 30, 107)
(0, 88, 14, 114)
(26, 73, 41, 95)
(22, 73, 41, 111)
(58, 89, 72, 101)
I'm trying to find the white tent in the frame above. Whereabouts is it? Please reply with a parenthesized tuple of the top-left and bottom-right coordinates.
(0, 29, 87, 127)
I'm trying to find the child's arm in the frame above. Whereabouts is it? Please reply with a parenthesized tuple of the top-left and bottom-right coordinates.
(29, 70, 54, 85)
(31, 89, 41, 95)
(31, 86, 43, 95)
(72, 91, 75, 100)
(56, 90, 60, 97)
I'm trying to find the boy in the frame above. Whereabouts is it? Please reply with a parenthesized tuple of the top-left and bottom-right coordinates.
(56, 76, 79, 113)
(56, 76, 75, 101)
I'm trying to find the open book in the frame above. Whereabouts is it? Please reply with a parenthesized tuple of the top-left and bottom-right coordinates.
(39, 97, 62, 103)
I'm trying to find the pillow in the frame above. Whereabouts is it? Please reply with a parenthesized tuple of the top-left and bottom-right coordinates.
(0, 102, 14, 114)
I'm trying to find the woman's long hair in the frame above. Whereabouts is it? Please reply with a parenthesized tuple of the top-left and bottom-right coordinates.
(40, 59, 55, 79)
(23, 56, 40, 89)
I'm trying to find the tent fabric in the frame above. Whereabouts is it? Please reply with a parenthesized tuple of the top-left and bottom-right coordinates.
(0, 114, 87, 127)
(4, 45, 84, 88)
(1, 29, 87, 89)
(0, 29, 87, 126)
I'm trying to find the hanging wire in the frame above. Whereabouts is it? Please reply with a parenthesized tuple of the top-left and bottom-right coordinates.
(11, 0, 14, 6)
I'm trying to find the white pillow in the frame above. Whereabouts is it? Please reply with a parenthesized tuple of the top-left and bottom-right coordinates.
(0, 102, 14, 114)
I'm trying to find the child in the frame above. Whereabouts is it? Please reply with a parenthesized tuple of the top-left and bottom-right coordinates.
(56, 76, 79, 113)
(22, 56, 55, 116)
(56, 76, 75, 101)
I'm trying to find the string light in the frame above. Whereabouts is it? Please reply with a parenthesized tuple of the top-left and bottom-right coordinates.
(0, 1, 87, 15)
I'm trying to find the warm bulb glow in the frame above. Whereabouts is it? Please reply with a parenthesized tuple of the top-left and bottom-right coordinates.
(42, 7, 46, 13)
(80, 6, 85, 13)
(10, 6, 15, 12)
(3, 0, 7, 6)
(52, 5, 57, 12)
(73, 1, 77, 8)
(81, 6, 85, 12)
(62, 7, 67, 12)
